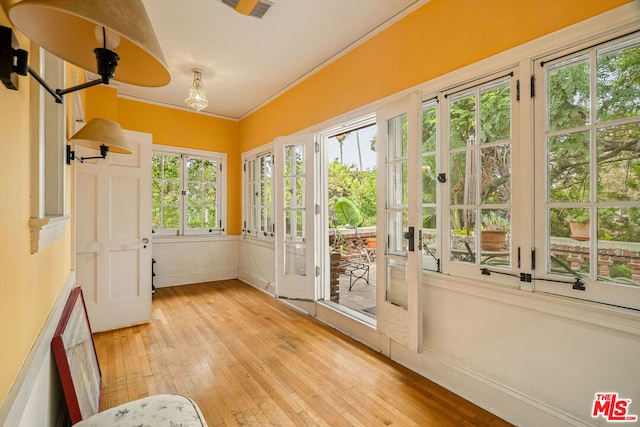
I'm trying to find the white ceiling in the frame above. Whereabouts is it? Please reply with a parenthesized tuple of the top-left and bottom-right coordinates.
(112, 0, 422, 120)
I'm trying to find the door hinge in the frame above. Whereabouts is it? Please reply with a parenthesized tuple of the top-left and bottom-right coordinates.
(315, 266, 320, 277)
(516, 79, 520, 101)
(243, 162, 246, 172)
(314, 141, 320, 153)
(315, 204, 320, 215)
(530, 75, 535, 98)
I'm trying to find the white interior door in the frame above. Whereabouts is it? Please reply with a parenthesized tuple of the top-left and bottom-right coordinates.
(376, 94, 422, 352)
(76, 128, 152, 332)
(274, 134, 316, 300)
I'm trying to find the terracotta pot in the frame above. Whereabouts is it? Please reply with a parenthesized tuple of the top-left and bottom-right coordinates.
(367, 238, 377, 248)
(481, 230, 507, 251)
(569, 219, 590, 241)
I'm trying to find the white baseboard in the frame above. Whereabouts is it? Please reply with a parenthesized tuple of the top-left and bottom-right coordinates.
(391, 343, 588, 427)
(237, 271, 275, 295)
(155, 269, 237, 288)
(0, 272, 75, 427)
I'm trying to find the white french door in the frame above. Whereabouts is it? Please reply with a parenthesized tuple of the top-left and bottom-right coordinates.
(76, 128, 152, 332)
(274, 134, 317, 300)
(376, 94, 422, 352)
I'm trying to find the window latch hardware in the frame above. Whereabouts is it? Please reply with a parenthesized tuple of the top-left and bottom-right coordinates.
(437, 173, 446, 183)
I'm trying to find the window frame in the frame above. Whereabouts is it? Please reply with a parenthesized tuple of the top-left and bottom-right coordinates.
(29, 46, 70, 254)
(437, 70, 521, 286)
(242, 146, 274, 240)
(152, 145, 226, 237)
(533, 31, 640, 310)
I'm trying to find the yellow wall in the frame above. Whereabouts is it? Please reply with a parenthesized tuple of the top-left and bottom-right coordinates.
(0, 12, 73, 407)
(0, 0, 631, 415)
(84, 88, 242, 234)
(239, 0, 631, 150)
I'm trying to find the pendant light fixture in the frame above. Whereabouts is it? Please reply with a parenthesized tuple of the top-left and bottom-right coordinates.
(185, 69, 208, 112)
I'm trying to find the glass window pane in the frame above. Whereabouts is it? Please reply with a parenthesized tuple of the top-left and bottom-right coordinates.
(597, 123, 640, 202)
(202, 160, 217, 182)
(152, 155, 162, 179)
(152, 180, 161, 204)
(548, 131, 590, 203)
(422, 155, 437, 204)
(597, 208, 640, 286)
(548, 58, 590, 131)
(386, 162, 407, 208)
(481, 144, 511, 205)
(386, 211, 407, 256)
(204, 183, 216, 205)
(450, 208, 476, 263)
(204, 206, 216, 228)
(422, 104, 437, 152)
(597, 44, 640, 121)
(187, 159, 202, 181)
(450, 93, 475, 149)
(187, 206, 203, 229)
(549, 207, 591, 277)
(480, 83, 511, 143)
(187, 182, 201, 205)
(450, 151, 476, 206)
(480, 209, 511, 267)
(387, 113, 408, 160)
(163, 181, 180, 204)
(163, 155, 180, 179)
(296, 177, 304, 206)
(152, 206, 161, 229)
(163, 206, 180, 229)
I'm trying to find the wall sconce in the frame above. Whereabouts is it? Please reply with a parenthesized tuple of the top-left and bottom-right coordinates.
(185, 69, 208, 112)
(67, 118, 132, 164)
(0, 0, 171, 103)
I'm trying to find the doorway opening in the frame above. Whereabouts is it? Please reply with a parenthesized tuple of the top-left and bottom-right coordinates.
(322, 116, 377, 324)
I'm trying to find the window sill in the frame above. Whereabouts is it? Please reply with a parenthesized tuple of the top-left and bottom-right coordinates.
(153, 234, 235, 244)
(30, 215, 70, 254)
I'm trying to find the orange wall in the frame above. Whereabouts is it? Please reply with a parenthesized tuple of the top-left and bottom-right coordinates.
(0, 11, 73, 408)
(84, 88, 242, 234)
(239, 0, 631, 150)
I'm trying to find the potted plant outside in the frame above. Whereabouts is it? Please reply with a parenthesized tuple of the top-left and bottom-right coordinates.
(481, 211, 509, 251)
(567, 209, 590, 241)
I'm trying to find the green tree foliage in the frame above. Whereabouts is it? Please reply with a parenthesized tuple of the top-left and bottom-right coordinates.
(328, 161, 376, 227)
(548, 44, 640, 240)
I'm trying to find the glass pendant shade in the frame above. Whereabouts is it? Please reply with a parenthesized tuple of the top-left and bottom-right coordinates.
(185, 69, 208, 112)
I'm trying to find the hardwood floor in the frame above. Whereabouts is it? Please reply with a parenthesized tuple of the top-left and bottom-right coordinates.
(93, 280, 512, 426)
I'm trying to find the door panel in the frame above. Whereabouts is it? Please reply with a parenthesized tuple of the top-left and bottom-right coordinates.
(275, 134, 316, 300)
(377, 94, 422, 352)
(76, 128, 152, 332)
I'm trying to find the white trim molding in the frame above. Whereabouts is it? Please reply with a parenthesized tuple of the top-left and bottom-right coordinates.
(29, 215, 70, 254)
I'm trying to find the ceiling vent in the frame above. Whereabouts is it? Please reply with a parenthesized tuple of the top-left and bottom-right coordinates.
(219, 0, 273, 18)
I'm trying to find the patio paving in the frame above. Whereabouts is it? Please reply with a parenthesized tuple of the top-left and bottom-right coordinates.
(336, 260, 377, 315)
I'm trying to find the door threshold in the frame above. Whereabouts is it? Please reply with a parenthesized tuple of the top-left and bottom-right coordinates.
(319, 300, 377, 327)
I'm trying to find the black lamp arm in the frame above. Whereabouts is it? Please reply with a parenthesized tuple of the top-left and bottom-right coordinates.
(2, 25, 115, 104)
(67, 144, 110, 165)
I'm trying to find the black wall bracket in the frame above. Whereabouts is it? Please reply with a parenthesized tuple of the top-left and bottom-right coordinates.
(1, 25, 118, 104)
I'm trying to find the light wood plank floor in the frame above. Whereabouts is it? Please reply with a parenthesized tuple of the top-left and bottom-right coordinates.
(93, 280, 512, 426)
